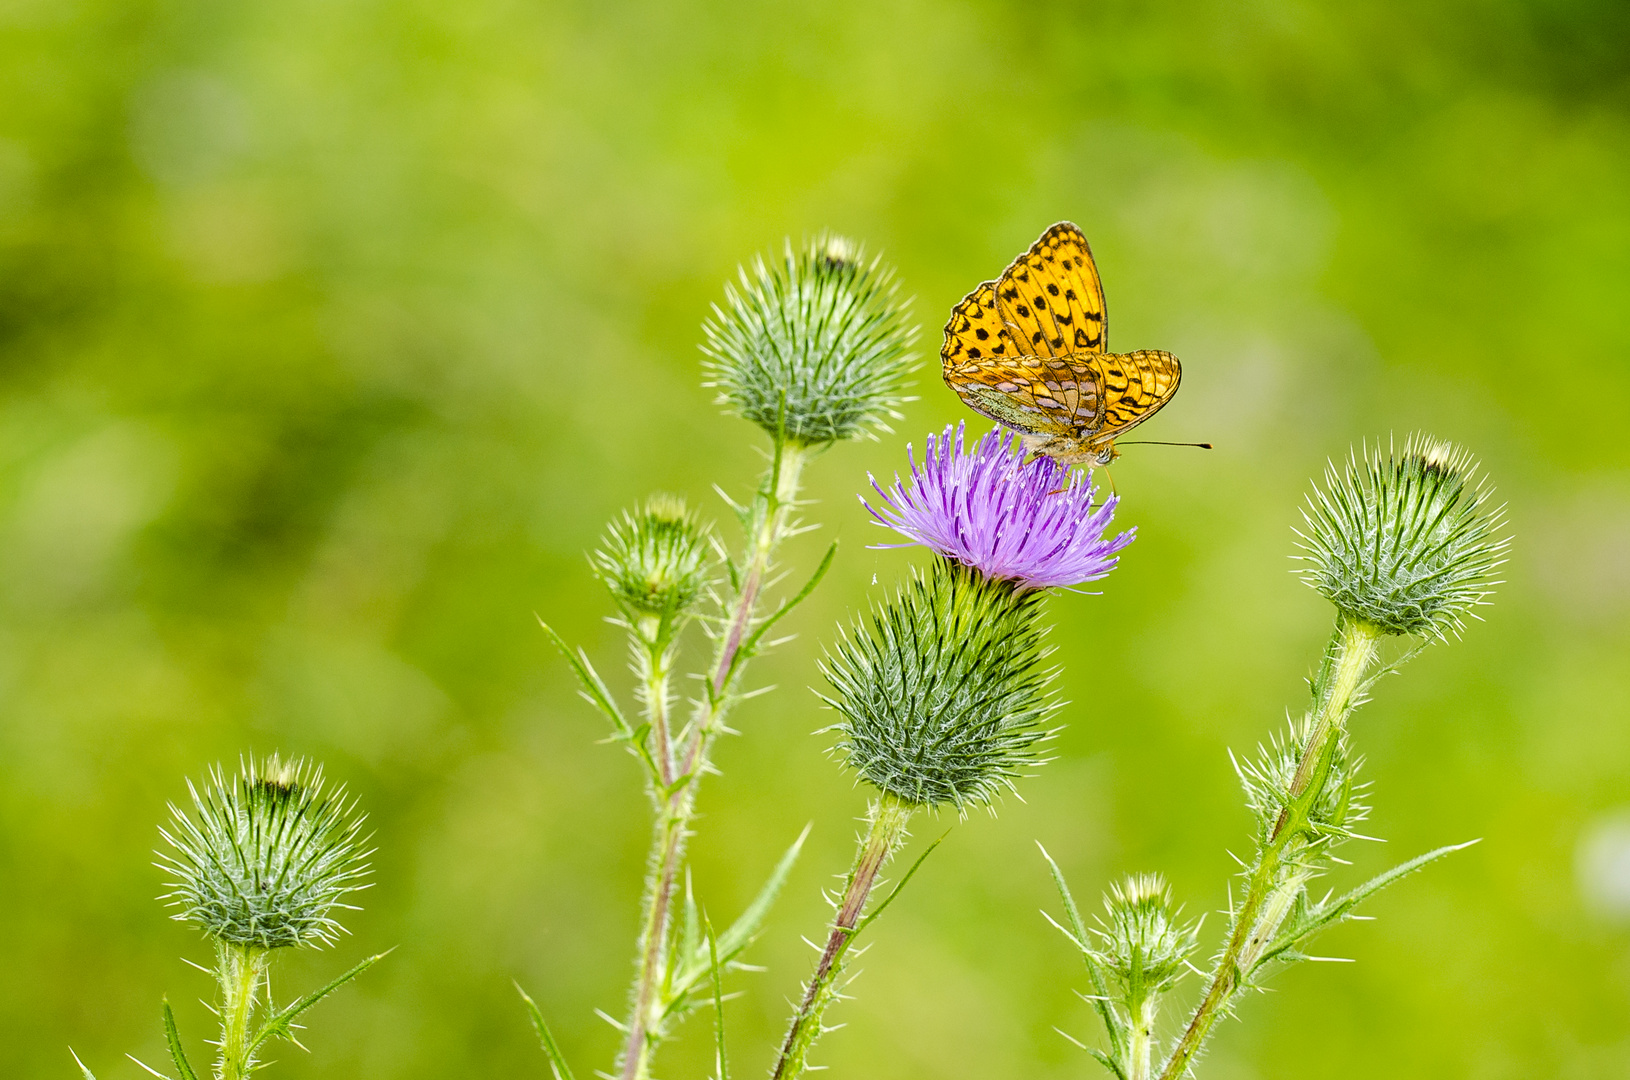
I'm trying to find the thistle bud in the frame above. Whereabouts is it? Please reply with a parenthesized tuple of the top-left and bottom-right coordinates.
(590, 494, 713, 620)
(1093, 875, 1198, 999)
(701, 233, 917, 446)
(157, 755, 371, 950)
(820, 560, 1057, 811)
(1295, 434, 1508, 638)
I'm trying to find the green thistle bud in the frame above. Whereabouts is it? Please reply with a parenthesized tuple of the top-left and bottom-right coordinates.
(1295, 434, 1509, 638)
(590, 494, 713, 619)
(820, 560, 1057, 811)
(158, 755, 372, 950)
(701, 233, 918, 446)
(1093, 875, 1198, 1000)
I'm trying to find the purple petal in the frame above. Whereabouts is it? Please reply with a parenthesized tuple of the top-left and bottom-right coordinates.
(860, 422, 1136, 589)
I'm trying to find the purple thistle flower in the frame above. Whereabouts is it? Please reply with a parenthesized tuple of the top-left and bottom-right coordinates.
(863, 423, 1135, 590)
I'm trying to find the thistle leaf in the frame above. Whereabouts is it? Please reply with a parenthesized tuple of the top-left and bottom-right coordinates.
(1253, 840, 1478, 975)
(69, 1049, 97, 1080)
(248, 951, 391, 1055)
(1040, 844, 1127, 1059)
(856, 830, 947, 933)
(538, 619, 631, 737)
(160, 1001, 199, 1080)
(1086, 1046, 1129, 1080)
(713, 824, 811, 963)
(665, 825, 810, 1017)
(677, 871, 701, 990)
(727, 542, 838, 690)
(517, 983, 579, 1080)
(708, 922, 730, 1080)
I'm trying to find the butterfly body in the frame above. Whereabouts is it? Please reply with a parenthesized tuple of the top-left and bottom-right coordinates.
(941, 223, 1181, 465)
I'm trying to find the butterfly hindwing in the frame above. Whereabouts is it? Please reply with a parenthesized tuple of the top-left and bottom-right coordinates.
(1092, 350, 1182, 440)
(947, 355, 1101, 439)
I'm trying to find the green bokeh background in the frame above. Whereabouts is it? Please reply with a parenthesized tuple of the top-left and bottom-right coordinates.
(4, 1, 1629, 1077)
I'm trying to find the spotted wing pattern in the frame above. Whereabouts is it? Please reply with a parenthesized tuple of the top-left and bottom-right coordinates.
(941, 281, 1014, 366)
(991, 222, 1108, 357)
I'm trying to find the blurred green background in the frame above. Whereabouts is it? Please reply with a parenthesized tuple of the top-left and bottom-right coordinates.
(4, 0, 1629, 1077)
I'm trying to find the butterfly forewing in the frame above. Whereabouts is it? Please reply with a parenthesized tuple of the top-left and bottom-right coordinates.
(993, 223, 1108, 358)
(942, 281, 1015, 366)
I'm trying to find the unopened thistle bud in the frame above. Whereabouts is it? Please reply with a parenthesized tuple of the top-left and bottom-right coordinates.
(701, 233, 917, 446)
(1094, 875, 1198, 999)
(590, 494, 713, 620)
(820, 560, 1057, 810)
(1295, 434, 1508, 638)
(158, 755, 371, 950)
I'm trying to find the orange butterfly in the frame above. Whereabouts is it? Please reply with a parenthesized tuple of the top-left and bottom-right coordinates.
(942, 223, 1188, 466)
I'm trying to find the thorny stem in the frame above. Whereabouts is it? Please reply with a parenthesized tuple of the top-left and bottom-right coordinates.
(617, 441, 810, 1080)
(217, 942, 271, 1080)
(771, 794, 915, 1080)
(1156, 617, 1380, 1080)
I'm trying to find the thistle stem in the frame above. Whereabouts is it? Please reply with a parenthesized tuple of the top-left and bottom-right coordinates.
(771, 793, 915, 1080)
(1128, 995, 1158, 1080)
(707, 441, 808, 705)
(617, 440, 809, 1080)
(640, 625, 678, 789)
(216, 942, 271, 1080)
(1156, 618, 1380, 1080)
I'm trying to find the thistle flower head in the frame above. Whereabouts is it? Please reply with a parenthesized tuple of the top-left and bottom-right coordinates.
(820, 560, 1058, 811)
(1295, 434, 1508, 638)
(864, 423, 1135, 590)
(1093, 874, 1198, 998)
(701, 233, 917, 446)
(590, 494, 714, 619)
(158, 755, 372, 950)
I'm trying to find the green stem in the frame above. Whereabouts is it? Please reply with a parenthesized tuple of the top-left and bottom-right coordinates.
(1156, 618, 1380, 1080)
(706, 441, 808, 705)
(216, 942, 271, 1080)
(616, 626, 680, 1080)
(616, 440, 809, 1080)
(1128, 995, 1157, 1080)
(771, 794, 916, 1080)
(637, 618, 678, 791)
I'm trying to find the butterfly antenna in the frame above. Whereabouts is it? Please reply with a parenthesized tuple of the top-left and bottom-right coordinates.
(1116, 440, 1213, 449)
